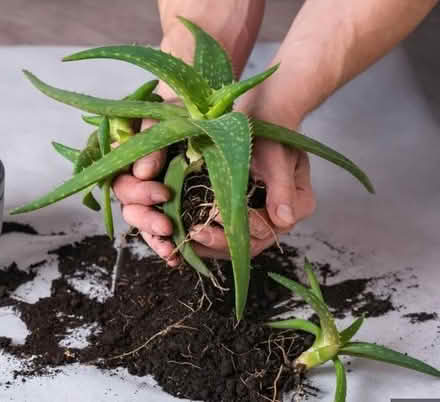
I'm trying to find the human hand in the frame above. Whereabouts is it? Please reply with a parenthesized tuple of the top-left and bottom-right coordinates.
(189, 136, 316, 258)
(112, 101, 182, 267)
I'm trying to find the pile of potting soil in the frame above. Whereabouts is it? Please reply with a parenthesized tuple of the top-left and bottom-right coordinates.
(0, 222, 418, 401)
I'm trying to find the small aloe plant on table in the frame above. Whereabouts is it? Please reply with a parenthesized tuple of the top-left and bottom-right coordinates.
(268, 260, 440, 401)
(11, 17, 374, 320)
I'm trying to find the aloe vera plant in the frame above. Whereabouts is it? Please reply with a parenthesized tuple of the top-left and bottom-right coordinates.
(11, 17, 374, 320)
(268, 260, 440, 401)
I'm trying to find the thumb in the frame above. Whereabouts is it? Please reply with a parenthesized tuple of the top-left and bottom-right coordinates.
(252, 138, 297, 230)
(132, 118, 167, 180)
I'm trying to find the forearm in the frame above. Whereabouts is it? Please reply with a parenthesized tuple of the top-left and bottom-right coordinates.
(249, 0, 438, 128)
(156, 0, 265, 98)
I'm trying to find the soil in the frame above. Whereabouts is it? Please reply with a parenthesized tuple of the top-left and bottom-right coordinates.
(403, 312, 438, 324)
(1, 221, 39, 235)
(0, 224, 411, 401)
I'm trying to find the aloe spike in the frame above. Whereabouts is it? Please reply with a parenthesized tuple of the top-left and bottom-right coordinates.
(266, 318, 321, 337)
(87, 130, 99, 148)
(73, 145, 101, 174)
(62, 46, 212, 117)
(163, 154, 211, 276)
(253, 119, 374, 194)
(268, 272, 340, 345)
(333, 357, 347, 402)
(178, 16, 234, 89)
(192, 112, 252, 320)
(23, 70, 188, 120)
(340, 342, 440, 377)
(102, 179, 114, 239)
(206, 65, 279, 119)
(147, 93, 164, 103)
(304, 258, 324, 302)
(52, 142, 80, 164)
(10, 119, 202, 215)
(82, 185, 101, 211)
(81, 79, 161, 127)
(123, 79, 159, 101)
(81, 115, 102, 126)
(340, 316, 365, 344)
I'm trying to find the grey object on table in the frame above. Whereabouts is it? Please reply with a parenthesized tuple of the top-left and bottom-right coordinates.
(0, 160, 4, 234)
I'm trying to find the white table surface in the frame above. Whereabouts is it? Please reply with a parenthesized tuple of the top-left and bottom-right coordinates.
(0, 43, 439, 401)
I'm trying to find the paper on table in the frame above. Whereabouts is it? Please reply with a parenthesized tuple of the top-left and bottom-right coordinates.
(0, 43, 439, 401)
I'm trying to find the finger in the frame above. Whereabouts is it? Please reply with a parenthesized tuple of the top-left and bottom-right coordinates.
(213, 207, 273, 241)
(113, 174, 170, 205)
(189, 224, 229, 251)
(192, 233, 276, 259)
(132, 118, 167, 180)
(248, 208, 273, 240)
(250, 236, 276, 257)
(141, 231, 181, 267)
(122, 204, 173, 236)
(294, 152, 316, 221)
(252, 139, 297, 230)
(191, 242, 230, 259)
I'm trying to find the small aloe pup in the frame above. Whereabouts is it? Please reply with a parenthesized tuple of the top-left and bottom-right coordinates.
(12, 17, 374, 320)
(268, 261, 440, 401)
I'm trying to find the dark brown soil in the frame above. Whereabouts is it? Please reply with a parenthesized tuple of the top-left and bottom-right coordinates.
(2, 235, 312, 401)
(403, 312, 438, 324)
(0, 226, 408, 401)
(1, 221, 39, 235)
(181, 167, 266, 231)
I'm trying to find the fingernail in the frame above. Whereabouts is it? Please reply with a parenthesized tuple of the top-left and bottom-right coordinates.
(143, 159, 158, 173)
(276, 204, 295, 225)
(152, 222, 168, 236)
(191, 230, 211, 245)
(151, 192, 168, 203)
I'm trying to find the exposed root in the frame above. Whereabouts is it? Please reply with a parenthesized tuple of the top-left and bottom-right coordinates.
(168, 360, 201, 370)
(271, 364, 284, 402)
(108, 313, 196, 360)
(249, 208, 283, 254)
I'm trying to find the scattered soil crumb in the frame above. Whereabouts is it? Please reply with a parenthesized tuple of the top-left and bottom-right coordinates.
(403, 312, 438, 324)
(2, 221, 39, 235)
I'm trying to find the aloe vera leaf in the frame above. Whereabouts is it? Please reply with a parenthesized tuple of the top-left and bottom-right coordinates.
(23, 70, 188, 120)
(253, 120, 375, 194)
(178, 16, 234, 89)
(81, 79, 161, 126)
(148, 93, 164, 103)
(102, 179, 114, 239)
(10, 119, 202, 215)
(73, 145, 101, 174)
(268, 273, 340, 344)
(267, 318, 321, 337)
(340, 316, 365, 344)
(192, 112, 252, 320)
(63, 46, 212, 117)
(304, 258, 324, 302)
(123, 79, 159, 101)
(206, 65, 279, 119)
(52, 142, 80, 164)
(332, 356, 347, 402)
(82, 115, 102, 126)
(340, 342, 440, 377)
(82, 184, 101, 211)
(163, 154, 211, 277)
(97, 117, 111, 156)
